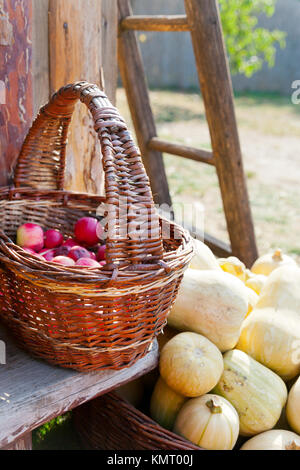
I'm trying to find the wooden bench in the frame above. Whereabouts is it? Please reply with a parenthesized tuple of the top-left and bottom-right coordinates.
(0, 325, 158, 450)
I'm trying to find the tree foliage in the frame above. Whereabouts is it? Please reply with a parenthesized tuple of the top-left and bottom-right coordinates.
(219, 0, 286, 76)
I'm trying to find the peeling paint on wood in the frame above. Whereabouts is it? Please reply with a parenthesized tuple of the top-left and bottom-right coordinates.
(0, 324, 158, 448)
(0, 15, 13, 45)
(0, 0, 33, 187)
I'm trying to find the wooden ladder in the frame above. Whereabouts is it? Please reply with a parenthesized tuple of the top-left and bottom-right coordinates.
(117, 0, 258, 267)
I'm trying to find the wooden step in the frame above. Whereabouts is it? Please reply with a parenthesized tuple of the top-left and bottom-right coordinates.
(0, 324, 158, 449)
(148, 137, 215, 166)
(120, 15, 189, 32)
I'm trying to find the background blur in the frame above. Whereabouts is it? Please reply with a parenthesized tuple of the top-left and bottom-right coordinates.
(118, 0, 300, 263)
(131, 0, 299, 95)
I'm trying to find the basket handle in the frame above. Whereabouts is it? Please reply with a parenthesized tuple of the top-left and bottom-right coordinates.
(14, 82, 164, 265)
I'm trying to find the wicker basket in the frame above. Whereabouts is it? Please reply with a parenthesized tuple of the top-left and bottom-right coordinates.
(73, 391, 200, 450)
(0, 82, 193, 371)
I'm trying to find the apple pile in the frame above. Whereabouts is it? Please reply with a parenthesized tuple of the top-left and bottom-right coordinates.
(16, 217, 106, 269)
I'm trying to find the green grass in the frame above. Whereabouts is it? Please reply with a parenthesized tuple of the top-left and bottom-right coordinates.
(33, 413, 82, 450)
(233, 90, 291, 105)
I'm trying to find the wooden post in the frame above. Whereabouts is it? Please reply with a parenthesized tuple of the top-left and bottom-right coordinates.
(118, 0, 172, 207)
(0, 0, 118, 194)
(184, 0, 258, 267)
(0, 0, 33, 187)
(48, 0, 118, 195)
(101, 0, 118, 105)
(32, 0, 50, 114)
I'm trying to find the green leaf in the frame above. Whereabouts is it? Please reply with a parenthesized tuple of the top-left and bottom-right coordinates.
(219, 0, 286, 77)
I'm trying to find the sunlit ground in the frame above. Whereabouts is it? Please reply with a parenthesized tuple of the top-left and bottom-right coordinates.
(117, 88, 300, 263)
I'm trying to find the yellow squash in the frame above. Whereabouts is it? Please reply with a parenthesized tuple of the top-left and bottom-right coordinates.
(213, 349, 287, 436)
(168, 268, 249, 352)
(174, 394, 239, 450)
(189, 239, 221, 271)
(245, 274, 267, 295)
(245, 286, 259, 317)
(159, 332, 223, 397)
(218, 256, 247, 282)
(237, 266, 300, 380)
(150, 377, 187, 430)
(286, 376, 300, 434)
(251, 248, 297, 276)
(240, 430, 300, 450)
(244, 269, 254, 282)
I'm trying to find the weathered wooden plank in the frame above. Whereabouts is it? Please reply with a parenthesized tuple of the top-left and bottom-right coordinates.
(101, 0, 118, 105)
(0, 324, 158, 448)
(148, 137, 215, 166)
(32, 0, 50, 114)
(120, 14, 189, 32)
(184, 0, 258, 267)
(49, 0, 106, 195)
(118, 0, 172, 207)
(2, 433, 32, 450)
(0, 0, 33, 187)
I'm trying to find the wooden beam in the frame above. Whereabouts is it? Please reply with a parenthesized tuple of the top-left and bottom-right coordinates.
(120, 14, 189, 32)
(185, 0, 258, 267)
(148, 137, 215, 166)
(101, 0, 118, 105)
(118, 0, 172, 207)
(32, 0, 50, 114)
(49, 0, 113, 195)
(33, 0, 118, 134)
(0, 0, 33, 187)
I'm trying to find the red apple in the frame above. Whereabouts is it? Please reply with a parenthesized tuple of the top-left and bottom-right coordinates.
(96, 244, 106, 261)
(68, 246, 92, 262)
(74, 217, 103, 246)
(63, 238, 78, 248)
(44, 229, 64, 249)
(75, 258, 101, 268)
(39, 248, 56, 261)
(89, 251, 97, 261)
(23, 247, 44, 261)
(52, 256, 75, 267)
(55, 245, 72, 257)
(17, 223, 44, 252)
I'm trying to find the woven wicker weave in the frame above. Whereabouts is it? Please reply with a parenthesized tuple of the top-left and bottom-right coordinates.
(0, 82, 193, 371)
(73, 392, 200, 450)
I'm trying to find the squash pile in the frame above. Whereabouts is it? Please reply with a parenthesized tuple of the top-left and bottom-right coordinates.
(117, 241, 300, 450)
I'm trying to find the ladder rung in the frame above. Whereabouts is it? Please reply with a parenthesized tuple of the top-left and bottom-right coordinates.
(203, 233, 232, 258)
(184, 224, 232, 258)
(148, 137, 214, 166)
(120, 15, 189, 32)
